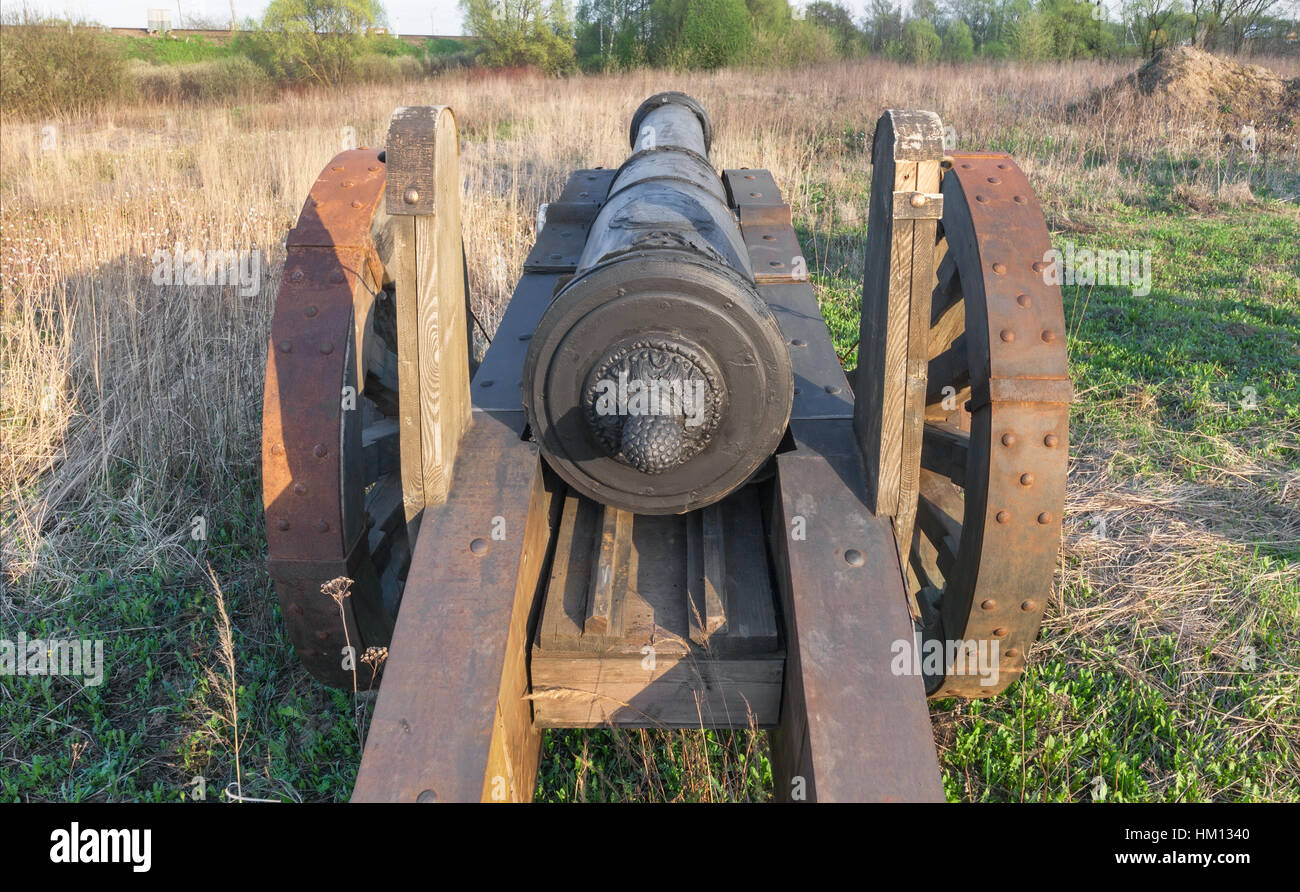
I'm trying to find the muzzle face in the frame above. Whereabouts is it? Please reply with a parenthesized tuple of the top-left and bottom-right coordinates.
(523, 256, 792, 515)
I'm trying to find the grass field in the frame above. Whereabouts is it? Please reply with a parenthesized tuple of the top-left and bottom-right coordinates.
(2, 57, 1297, 802)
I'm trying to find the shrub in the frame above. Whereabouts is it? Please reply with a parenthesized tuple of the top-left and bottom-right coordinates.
(943, 20, 975, 63)
(901, 18, 941, 63)
(753, 20, 840, 67)
(129, 56, 274, 103)
(679, 0, 752, 69)
(178, 57, 274, 101)
(0, 15, 128, 118)
(127, 59, 182, 102)
(394, 55, 423, 80)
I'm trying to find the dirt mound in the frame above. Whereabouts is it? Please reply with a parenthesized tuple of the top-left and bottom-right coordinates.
(1091, 46, 1299, 134)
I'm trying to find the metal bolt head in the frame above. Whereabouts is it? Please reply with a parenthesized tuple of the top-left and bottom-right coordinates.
(1001, 433, 1016, 447)
(1044, 433, 1059, 447)
(278, 341, 292, 353)
(909, 193, 926, 208)
(1017, 293, 1032, 308)
(304, 305, 318, 318)
(1037, 512, 1052, 524)
(981, 599, 997, 610)
(276, 519, 289, 531)
(993, 627, 1008, 638)
(1041, 329, 1057, 342)
(996, 510, 1010, 524)
(1021, 599, 1039, 612)
(1020, 473, 1034, 486)
(313, 444, 327, 458)
(992, 262, 1007, 275)
(403, 187, 420, 205)
(470, 537, 489, 555)
(316, 520, 330, 533)
(290, 270, 304, 282)
(293, 483, 306, 495)
(844, 548, 865, 567)
(1000, 329, 1015, 343)
(320, 341, 334, 355)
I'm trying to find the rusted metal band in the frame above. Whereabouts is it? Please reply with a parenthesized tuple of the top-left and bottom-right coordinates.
(263, 147, 387, 686)
(932, 154, 1070, 698)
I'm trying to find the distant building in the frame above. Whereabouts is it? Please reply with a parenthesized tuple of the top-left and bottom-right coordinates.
(147, 9, 171, 35)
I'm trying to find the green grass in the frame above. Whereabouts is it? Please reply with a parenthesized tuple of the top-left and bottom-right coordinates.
(111, 35, 236, 66)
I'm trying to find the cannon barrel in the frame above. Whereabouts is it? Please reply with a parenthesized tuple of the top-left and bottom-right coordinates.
(523, 93, 794, 515)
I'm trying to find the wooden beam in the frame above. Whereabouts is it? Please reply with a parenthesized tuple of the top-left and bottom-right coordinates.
(686, 504, 728, 645)
(769, 419, 944, 802)
(584, 506, 631, 637)
(353, 411, 553, 802)
(853, 109, 944, 557)
(384, 105, 473, 536)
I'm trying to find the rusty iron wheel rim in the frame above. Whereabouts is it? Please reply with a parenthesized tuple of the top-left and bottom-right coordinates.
(910, 153, 1072, 698)
(262, 148, 410, 689)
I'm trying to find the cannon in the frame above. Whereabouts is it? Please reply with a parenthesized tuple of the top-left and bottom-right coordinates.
(262, 93, 1071, 802)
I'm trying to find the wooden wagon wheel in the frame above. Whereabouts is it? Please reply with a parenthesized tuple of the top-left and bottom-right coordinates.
(908, 153, 1073, 698)
(262, 106, 471, 689)
(261, 148, 411, 688)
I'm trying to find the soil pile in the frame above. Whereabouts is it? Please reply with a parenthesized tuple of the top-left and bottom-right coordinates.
(1091, 46, 1299, 134)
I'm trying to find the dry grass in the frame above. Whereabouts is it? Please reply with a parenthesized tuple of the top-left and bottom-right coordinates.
(2, 56, 1296, 801)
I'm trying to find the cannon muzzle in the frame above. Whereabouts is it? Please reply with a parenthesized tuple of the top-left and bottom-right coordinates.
(523, 93, 794, 515)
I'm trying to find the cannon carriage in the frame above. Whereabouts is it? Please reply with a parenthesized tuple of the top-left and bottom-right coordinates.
(261, 93, 1071, 802)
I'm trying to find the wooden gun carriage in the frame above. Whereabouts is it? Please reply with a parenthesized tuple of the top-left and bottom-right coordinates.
(261, 93, 1071, 802)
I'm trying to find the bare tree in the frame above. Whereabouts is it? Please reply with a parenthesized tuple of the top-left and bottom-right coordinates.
(1190, 0, 1286, 48)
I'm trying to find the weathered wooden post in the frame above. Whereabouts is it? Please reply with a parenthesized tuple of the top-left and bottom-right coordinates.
(381, 106, 472, 533)
(854, 110, 945, 562)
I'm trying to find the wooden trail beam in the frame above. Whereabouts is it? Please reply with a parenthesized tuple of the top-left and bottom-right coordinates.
(352, 410, 557, 803)
(853, 109, 945, 559)
(767, 419, 945, 802)
(384, 105, 472, 536)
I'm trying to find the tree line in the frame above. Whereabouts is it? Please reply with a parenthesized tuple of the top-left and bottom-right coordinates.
(4, 0, 1295, 118)
(463, 0, 1299, 72)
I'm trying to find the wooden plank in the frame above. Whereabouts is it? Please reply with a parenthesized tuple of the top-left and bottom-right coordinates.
(418, 107, 471, 507)
(928, 286, 966, 361)
(362, 417, 400, 482)
(385, 106, 472, 534)
(481, 458, 557, 802)
(538, 492, 594, 647)
(585, 506, 631, 637)
(920, 422, 969, 486)
(769, 418, 944, 802)
(686, 505, 727, 645)
(352, 410, 551, 802)
(853, 109, 944, 532)
(391, 215, 423, 536)
(530, 654, 782, 728)
(530, 486, 783, 729)
(894, 156, 941, 554)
